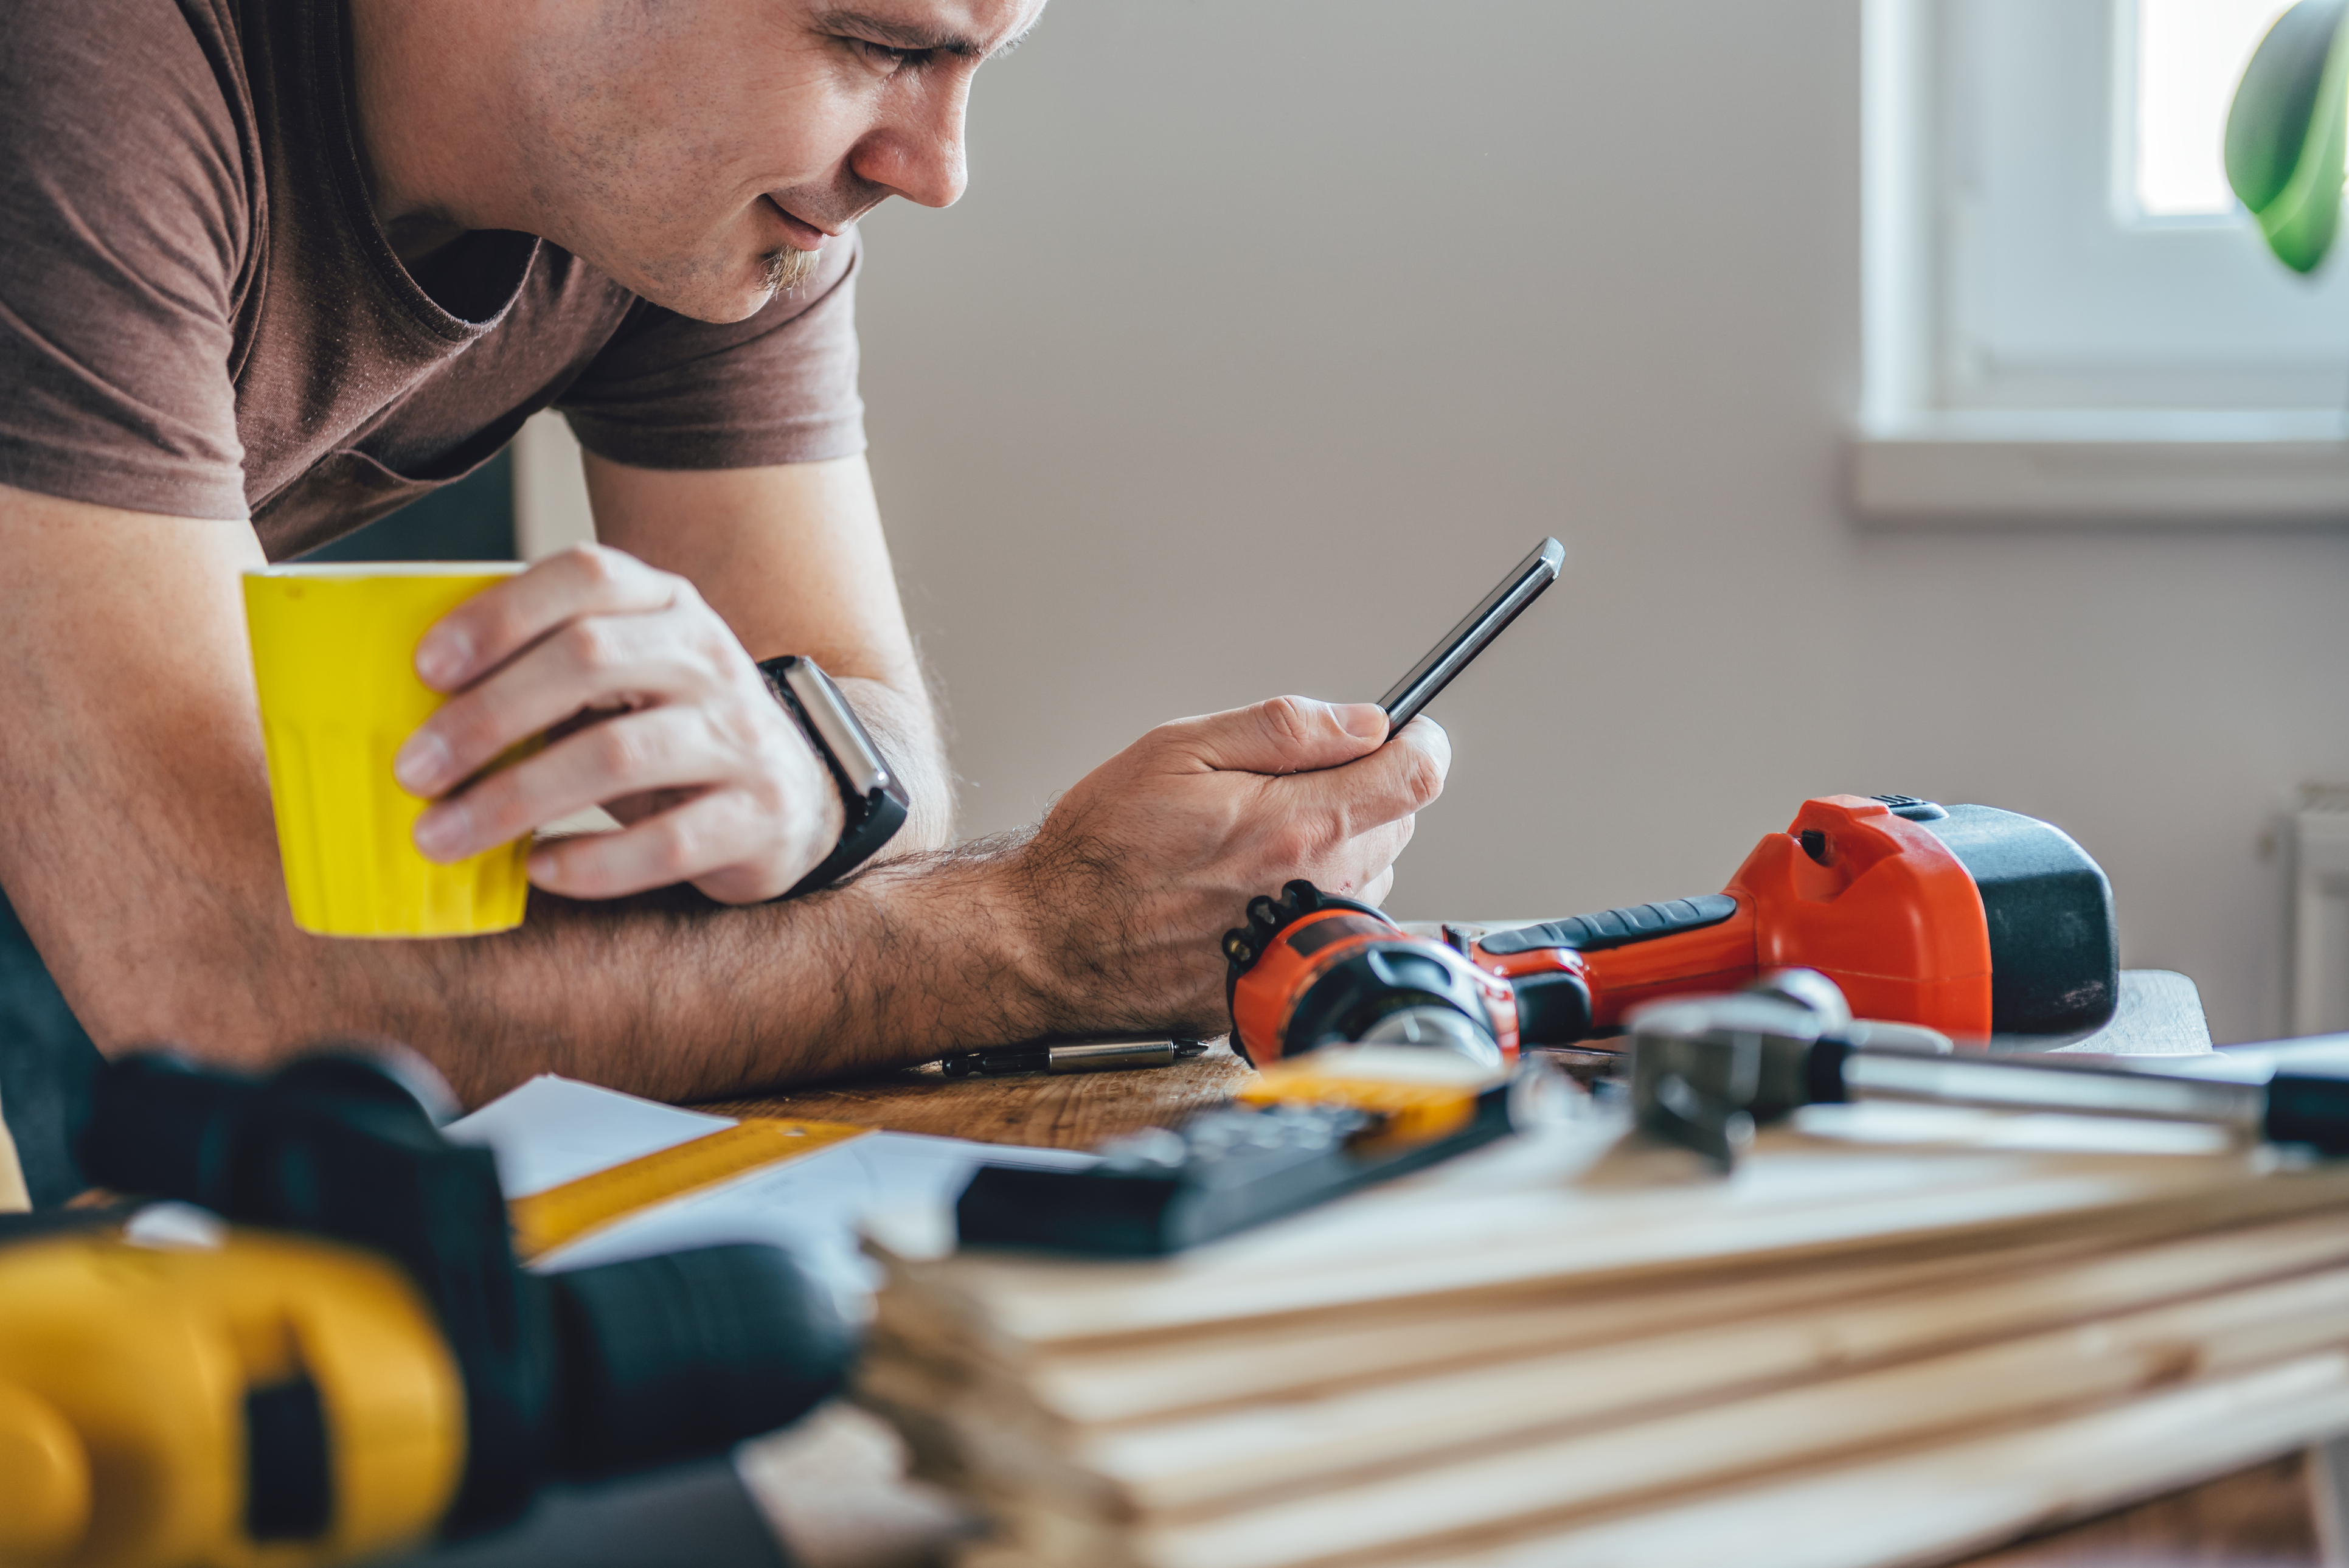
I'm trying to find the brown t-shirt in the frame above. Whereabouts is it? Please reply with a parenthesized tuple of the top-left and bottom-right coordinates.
(0, 0, 866, 560)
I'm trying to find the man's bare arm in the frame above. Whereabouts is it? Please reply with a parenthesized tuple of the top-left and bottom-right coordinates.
(0, 484, 1445, 1106)
(580, 452, 954, 853)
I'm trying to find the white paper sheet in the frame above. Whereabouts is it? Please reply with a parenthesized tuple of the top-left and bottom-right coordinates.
(445, 1074, 734, 1197)
(446, 1074, 1095, 1305)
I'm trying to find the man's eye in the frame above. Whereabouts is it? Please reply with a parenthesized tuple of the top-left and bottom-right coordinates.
(854, 40, 920, 72)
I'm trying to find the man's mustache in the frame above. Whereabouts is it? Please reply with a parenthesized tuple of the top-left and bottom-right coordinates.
(771, 175, 889, 239)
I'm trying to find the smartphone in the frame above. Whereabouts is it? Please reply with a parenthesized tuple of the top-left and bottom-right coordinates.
(1377, 536, 1565, 736)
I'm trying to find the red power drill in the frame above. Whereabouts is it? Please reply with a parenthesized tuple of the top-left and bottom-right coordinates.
(1223, 794, 2117, 1066)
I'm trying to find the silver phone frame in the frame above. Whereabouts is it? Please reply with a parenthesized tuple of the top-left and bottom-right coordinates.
(1377, 537, 1565, 735)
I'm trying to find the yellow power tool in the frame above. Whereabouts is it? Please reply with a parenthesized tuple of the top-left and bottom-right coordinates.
(0, 1222, 460, 1568)
(0, 1049, 852, 1568)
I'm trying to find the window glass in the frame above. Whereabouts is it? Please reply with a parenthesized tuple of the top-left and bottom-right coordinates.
(1914, 0, 2349, 414)
(2132, 0, 2295, 218)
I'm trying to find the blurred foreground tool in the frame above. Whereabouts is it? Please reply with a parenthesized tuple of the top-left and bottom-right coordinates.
(861, 1041, 2349, 1568)
(0, 1049, 850, 1568)
(1629, 969, 2349, 1169)
(954, 1047, 1572, 1254)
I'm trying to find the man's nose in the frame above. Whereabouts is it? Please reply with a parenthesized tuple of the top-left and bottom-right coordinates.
(852, 80, 971, 210)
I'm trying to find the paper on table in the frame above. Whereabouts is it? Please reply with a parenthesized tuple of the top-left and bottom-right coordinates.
(446, 1074, 735, 1197)
(446, 1074, 1095, 1306)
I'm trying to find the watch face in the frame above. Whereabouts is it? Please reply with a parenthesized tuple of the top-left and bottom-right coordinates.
(779, 660, 892, 797)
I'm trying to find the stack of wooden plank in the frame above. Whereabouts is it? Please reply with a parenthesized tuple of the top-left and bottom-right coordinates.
(857, 1106, 2349, 1568)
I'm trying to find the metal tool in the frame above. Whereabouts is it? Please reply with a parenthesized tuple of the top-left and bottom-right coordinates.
(939, 1038, 1209, 1079)
(1626, 970, 2349, 1168)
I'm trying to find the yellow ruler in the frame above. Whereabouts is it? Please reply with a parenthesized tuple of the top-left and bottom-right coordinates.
(508, 1117, 872, 1262)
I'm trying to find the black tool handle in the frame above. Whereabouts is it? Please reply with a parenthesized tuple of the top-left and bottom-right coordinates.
(2264, 1073, 2349, 1154)
(1477, 895, 1738, 958)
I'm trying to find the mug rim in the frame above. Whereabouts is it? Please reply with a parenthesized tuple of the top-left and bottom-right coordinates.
(245, 561, 530, 580)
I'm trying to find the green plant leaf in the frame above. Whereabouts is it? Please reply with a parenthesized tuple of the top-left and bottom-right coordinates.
(2226, 0, 2349, 272)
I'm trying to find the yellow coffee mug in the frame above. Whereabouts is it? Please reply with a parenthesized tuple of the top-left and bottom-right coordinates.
(245, 563, 531, 938)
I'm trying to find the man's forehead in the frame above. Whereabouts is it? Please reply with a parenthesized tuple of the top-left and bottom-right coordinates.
(811, 0, 1048, 58)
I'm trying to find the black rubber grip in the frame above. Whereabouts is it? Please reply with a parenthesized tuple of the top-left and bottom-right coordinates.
(2264, 1072, 2349, 1155)
(1478, 894, 1739, 956)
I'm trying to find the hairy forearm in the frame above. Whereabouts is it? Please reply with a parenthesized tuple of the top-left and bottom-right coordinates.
(52, 831, 1064, 1108)
(23, 691, 1437, 1109)
(388, 841, 1052, 1104)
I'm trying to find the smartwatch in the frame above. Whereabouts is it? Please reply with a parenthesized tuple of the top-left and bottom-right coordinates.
(757, 655, 911, 898)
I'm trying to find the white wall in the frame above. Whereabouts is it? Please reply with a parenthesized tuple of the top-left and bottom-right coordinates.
(852, 0, 2349, 1045)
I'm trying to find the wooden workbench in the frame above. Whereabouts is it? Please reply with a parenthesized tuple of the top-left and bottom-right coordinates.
(696, 968, 2215, 1144)
(696, 1039, 1254, 1147)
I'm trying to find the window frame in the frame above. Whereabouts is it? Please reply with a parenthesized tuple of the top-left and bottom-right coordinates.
(1856, 0, 2349, 524)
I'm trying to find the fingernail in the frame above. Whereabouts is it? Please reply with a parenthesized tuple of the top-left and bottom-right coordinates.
(415, 630, 471, 688)
(1335, 703, 1391, 741)
(394, 730, 453, 794)
(414, 803, 469, 861)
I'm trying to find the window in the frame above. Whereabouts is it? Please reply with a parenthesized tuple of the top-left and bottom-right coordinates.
(2133, 0, 2294, 218)
(1857, 0, 2349, 521)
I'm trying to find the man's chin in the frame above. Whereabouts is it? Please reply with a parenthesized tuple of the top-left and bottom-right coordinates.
(762, 245, 822, 294)
(606, 251, 815, 325)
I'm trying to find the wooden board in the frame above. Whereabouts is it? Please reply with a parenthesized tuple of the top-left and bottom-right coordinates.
(857, 1111, 2349, 1564)
(709, 971, 2280, 1568)
(885, 1129, 2349, 1348)
(864, 1212, 2349, 1465)
(736, 1399, 2337, 1568)
(1392, 1351, 2349, 1568)
(1962, 1451, 2319, 1566)
(2045, 970, 2212, 1056)
(862, 1186, 2349, 1564)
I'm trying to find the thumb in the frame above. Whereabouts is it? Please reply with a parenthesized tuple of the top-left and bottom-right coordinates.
(1176, 696, 1390, 776)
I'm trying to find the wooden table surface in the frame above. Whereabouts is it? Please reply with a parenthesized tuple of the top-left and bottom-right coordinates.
(699, 969, 2215, 1150)
(696, 1040, 1255, 1148)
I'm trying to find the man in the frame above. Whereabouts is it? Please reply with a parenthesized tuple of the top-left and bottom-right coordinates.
(0, 0, 1448, 1202)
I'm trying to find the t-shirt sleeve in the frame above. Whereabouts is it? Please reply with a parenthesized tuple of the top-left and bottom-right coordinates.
(0, 0, 252, 521)
(556, 229, 867, 471)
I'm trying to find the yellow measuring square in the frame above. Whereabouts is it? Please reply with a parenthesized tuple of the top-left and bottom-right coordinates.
(508, 1117, 872, 1262)
(1235, 1064, 1483, 1145)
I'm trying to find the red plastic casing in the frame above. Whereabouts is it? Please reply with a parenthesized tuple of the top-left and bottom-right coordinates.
(1476, 794, 1995, 1037)
(1230, 906, 1521, 1067)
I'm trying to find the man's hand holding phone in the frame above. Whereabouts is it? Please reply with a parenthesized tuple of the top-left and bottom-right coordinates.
(1005, 696, 1452, 1039)
(998, 537, 1558, 1037)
